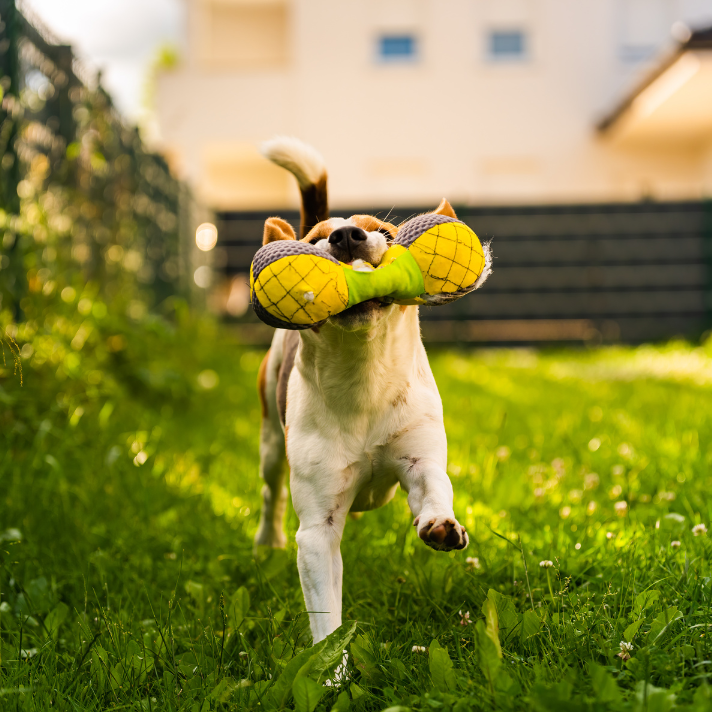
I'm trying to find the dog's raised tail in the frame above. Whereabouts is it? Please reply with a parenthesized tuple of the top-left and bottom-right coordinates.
(261, 136, 328, 239)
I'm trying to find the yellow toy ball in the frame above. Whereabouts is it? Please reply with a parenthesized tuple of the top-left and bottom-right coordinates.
(393, 214, 486, 296)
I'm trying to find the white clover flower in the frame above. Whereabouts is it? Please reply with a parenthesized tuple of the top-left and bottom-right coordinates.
(606, 531, 616, 540)
(412, 645, 426, 653)
(465, 556, 481, 570)
(617, 640, 633, 660)
(539, 560, 554, 568)
(693, 524, 708, 536)
(459, 610, 472, 626)
(671, 540, 681, 549)
(614, 501, 628, 516)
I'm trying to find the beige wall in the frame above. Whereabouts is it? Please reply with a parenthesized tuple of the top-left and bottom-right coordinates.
(195, 0, 290, 70)
(157, 0, 712, 210)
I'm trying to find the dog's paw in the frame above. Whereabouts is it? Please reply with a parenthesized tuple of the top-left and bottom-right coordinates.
(324, 652, 349, 687)
(414, 516, 468, 552)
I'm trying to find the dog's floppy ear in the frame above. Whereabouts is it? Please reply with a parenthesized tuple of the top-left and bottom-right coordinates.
(432, 198, 457, 219)
(263, 217, 297, 245)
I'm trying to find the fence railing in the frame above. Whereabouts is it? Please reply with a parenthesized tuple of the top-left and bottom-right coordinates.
(0, 0, 197, 321)
(216, 200, 712, 344)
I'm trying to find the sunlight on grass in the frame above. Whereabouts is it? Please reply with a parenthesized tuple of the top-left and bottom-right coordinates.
(1, 323, 712, 709)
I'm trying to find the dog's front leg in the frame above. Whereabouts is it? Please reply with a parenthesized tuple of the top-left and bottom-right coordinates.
(398, 457, 469, 551)
(291, 472, 349, 643)
(295, 521, 344, 642)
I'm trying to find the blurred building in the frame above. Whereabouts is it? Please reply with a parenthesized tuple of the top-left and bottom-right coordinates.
(156, 0, 712, 211)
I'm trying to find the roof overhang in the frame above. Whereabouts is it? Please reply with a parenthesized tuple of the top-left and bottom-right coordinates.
(598, 27, 712, 148)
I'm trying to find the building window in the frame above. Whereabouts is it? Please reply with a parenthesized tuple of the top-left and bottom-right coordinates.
(488, 30, 527, 61)
(378, 35, 417, 62)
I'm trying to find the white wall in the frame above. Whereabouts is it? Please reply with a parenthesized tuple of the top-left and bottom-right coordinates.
(156, 0, 712, 209)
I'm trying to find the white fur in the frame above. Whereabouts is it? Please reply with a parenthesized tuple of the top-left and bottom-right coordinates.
(257, 307, 467, 644)
(255, 141, 469, 648)
(261, 136, 326, 189)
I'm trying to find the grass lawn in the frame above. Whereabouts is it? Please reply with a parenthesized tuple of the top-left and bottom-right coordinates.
(1, 316, 712, 711)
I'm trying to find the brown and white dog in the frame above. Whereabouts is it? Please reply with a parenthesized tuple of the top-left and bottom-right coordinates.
(253, 137, 492, 645)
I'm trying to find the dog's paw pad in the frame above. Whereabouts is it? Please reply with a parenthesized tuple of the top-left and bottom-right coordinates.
(417, 518, 468, 552)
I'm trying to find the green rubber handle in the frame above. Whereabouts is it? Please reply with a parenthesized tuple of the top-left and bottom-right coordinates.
(342, 251, 425, 308)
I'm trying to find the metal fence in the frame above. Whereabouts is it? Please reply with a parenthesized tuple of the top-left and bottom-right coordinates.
(216, 200, 712, 344)
(0, 0, 196, 319)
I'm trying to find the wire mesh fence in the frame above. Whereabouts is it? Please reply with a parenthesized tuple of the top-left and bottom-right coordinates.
(0, 0, 199, 323)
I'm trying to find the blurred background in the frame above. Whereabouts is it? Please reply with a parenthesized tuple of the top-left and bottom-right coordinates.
(1, 0, 712, 344)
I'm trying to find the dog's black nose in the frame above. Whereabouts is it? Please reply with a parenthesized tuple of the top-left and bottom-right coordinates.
(328, 226, 367, 246)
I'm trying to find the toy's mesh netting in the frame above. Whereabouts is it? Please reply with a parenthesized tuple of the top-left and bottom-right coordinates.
(395, 214, 458, 248)
(252, 242, 348, 326)
(398, 216, 485, 294)
(252, 240, 339, 275)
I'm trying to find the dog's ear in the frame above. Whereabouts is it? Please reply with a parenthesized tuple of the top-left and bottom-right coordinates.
(432, 198, 457, 219)
(263, 217, 297, 245)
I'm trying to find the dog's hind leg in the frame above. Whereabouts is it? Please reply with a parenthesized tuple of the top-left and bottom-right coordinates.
(254, 344, 288, 549)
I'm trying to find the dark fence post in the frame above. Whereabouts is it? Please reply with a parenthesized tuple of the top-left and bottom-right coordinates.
(703, 199, 712, 333)
(53, 43, 76, 148)
(0, 0, 22, 320)
(0, 0, 19, 214)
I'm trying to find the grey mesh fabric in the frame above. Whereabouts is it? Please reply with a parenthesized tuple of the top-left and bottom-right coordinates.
(394, 214, 459, 248)
(252, 240, 339, 280)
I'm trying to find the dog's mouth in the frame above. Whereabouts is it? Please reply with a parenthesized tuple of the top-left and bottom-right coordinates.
(337, 253, 393, 316)
(322, 242, 393, 322)
(337, 298, 387, 318)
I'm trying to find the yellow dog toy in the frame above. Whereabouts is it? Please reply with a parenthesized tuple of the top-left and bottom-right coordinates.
(250, 214, 486, 329)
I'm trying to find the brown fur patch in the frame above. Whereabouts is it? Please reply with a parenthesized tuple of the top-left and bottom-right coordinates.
(302, 213, 400, 245)
(300, 174, 329, 239)
(257, 349, 271, 418)
(350, 215, 398, 239)
(432, 198, 458, 219)
(263, 217, 297, 245)
(389, 426, 411, 443)
(392, 383, 410, 408)
(399, 305, 408, 314)
(301, 220, 333, 244)
(277, 330, 299, 426)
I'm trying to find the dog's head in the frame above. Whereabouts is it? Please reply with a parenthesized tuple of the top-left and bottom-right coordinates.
(262, 199, 458, 332)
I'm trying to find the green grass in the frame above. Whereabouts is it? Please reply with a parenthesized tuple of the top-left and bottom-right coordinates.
(2, 316, 712, 711)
